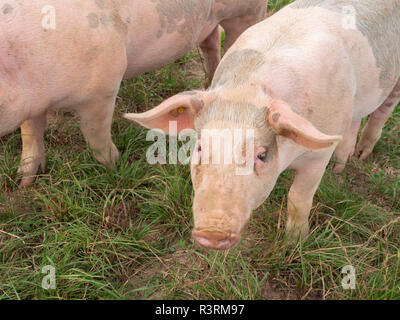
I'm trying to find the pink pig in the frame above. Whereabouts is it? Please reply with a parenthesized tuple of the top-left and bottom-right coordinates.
(125, 0, 400, 249)
(0, 0, 266, 187)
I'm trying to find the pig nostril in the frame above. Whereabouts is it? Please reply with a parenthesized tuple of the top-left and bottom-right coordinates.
(192, 230, 239, 250)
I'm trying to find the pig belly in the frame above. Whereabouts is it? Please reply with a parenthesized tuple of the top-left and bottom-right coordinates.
(124, 21, 216, 79)
(124, 35, 200, 79)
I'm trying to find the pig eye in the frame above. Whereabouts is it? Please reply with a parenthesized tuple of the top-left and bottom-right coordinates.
(257, 149, 268, 163)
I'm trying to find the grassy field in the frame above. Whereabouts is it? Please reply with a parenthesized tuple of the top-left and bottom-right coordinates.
(0, 0, 399, 300)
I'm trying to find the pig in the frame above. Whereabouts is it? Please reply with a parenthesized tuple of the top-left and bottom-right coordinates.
(0, 0, 266, 187)
(124, 0, 400, 249)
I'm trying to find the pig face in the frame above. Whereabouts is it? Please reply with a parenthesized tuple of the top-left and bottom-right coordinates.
(190, 121, 280, 249)
(124, 91, 342, 249)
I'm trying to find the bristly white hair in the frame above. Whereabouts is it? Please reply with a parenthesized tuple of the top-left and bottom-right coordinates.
(194, 98, 274, 145)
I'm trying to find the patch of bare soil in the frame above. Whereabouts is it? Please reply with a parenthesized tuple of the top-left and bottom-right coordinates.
(101, 201, 138, 233)
(127, 244, 202, 299)
(343, 157, 399, 212)
(183, 48, 207, 84)
(260, 279, 299, 300)
(0, 190, 33, 216)
(46, 110, 86, 150)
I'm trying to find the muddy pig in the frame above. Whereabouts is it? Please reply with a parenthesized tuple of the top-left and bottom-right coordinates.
(125, 0, 400, 249)
(0, 0, 266, 187)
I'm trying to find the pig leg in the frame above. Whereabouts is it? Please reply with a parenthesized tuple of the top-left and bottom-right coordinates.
(286, 153, 333, 240)
(220, 3, 266, 52)
(332, 120, 361, 173)
(355, 81, 400, 160)
(18, 113, 47, 188)
(199, 26, 221, 87)
(77, 97, 119, 168)
(220, 18, 249, 52)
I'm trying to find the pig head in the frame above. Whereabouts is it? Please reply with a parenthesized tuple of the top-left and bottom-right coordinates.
(124, 90, 342, 249)
(126, 0, 400, 250)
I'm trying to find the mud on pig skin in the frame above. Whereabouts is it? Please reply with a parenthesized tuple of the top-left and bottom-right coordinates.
(0, 0, 266, 187)
(125, 0, 400, 249)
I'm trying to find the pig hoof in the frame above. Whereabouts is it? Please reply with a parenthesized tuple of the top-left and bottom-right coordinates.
(332, 158, 347, 173)
(355, 145, 373, 160)
(355, 132, 380, 161)
(108, 145, 120, 166)
(94, 144, 119, 168)
(285, 231, 306, 245)
(285, 222, 309, 243)
(112, 146, 120, 164)
(332, 163, 346, 173)
(17, 157, 46, 188)
(19, 176, 37, 188)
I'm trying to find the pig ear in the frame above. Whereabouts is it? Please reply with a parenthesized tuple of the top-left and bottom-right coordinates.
(267, 100, 342, 150)
(124, 91, 211, 134)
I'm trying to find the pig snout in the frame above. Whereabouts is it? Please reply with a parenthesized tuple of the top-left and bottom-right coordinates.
(191, 208, 244, 250)
(191, 189, 251, 250)
(192, 229, 239, 250)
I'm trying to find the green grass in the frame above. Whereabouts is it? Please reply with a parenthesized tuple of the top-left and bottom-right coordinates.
(1, 0, 399, 300)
